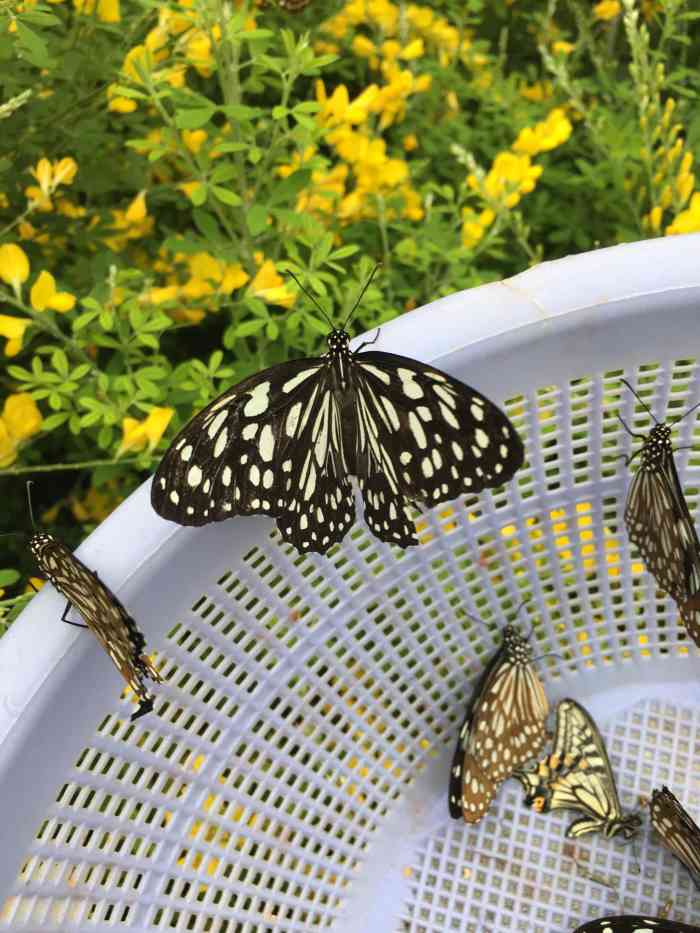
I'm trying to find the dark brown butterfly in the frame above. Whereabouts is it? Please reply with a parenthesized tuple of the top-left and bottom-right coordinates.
(650, 786, 700, 890)
(24, 484, 161, 721)
(448, 618, 549, 823)
(620, 379, 700, 648)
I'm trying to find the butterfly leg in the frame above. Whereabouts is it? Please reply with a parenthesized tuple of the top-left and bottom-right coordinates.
(130, 694, 154, 722)
(60, 600, 88, 628)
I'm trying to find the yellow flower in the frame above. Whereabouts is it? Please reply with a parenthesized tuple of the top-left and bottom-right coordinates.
(403, 134, 418, 152)
(249, 260, 295, 308)
(125, 191, 147, 223)
(594, 0, 621, 21)
(73, 0, 119, 20)
(0, 315, 30, 356)
(117, 407, 174, 456)
(147, 285, 180, 304)
(351, 35, 376, 60)
(220, 263, 249, 294)
(4, 393, 42, 440)
(519, 80, 553, 102)
(178, 180, 205, 202)
(667, 192, 700, 235)
(478, 152, 543, 208)
(400, 39, 424, 60)
(30, 270, 76, 313)
(0, 244, 30, 296)
(0, 419, 14, 467)
(552, 40, 575, 54)
(182, 129, 207, 154)
(512, 108, 573, 156)
(107, 86, 138, 113)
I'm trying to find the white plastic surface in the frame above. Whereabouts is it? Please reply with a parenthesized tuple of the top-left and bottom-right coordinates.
(2, 234, 700, 931)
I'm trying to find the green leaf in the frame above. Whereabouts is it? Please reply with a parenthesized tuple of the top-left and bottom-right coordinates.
(207, 142, 247, 155)
(20, 10, 61, 25)
(15, 20, 51, 68)
(210, 185, 242, 207)
(189, 183, 208, 206)
(70, 364, 92, 380)
(235, 320, 266, 337)
(294, 113, 318, 131)
(0, 569, 20, 587)
(193, 209, 222, 242)
(42, 412, 69, 432)
(220, 104, 262, 122)
(268, 170, 311, 206)
(246, 204, 269, 237)
(51, 349, 68, 377)
(175, 107, 216, 130)
(7, 365, 31, 381)
(109, 84, 148, 100)
(209, 163, 239, 184)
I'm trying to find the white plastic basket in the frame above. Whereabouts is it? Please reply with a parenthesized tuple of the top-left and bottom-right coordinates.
(2, 235, 700, 933)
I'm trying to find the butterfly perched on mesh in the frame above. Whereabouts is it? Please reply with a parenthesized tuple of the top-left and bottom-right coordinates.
(515, 698, 642, 839)
(152, 271, 525, 554)
(619, 378, 700, 648)
(650, 786, 700, 890)
(573, 917, 700, 932)
(447, 613, 549, 823)
(24, 484, 161, 721)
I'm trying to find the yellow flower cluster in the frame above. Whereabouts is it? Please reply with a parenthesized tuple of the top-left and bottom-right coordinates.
(640, 98, 697, 236)
(593, 0, 621, 21)
(0, 244, 76, 355)
(24, 157, 78, 213)
(107, 0, 253, 113)
(148, 250, 294, 324)
(103, 191, 155, 252)
(461, 109, 573, 249)
(0, 393, 42, 468)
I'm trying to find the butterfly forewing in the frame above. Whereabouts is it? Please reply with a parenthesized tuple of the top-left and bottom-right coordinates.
(650, 786, 700, 888)
(517, 699, 641, 839)
(448, 624, 548, 823)
(573, 917, 700, 933)
(30, 533, 161, 721)
(153, 329, 525, 554)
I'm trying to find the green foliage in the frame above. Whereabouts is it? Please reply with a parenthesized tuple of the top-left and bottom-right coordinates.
(0, 0, 699, 622)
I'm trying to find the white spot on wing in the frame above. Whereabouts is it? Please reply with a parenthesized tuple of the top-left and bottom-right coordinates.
(213, 428, 228, 458)
(244, 381, 270, 417)
(187, 466, 203, 488)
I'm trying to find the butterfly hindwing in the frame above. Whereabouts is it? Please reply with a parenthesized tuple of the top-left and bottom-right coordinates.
(650, 786, 700, 889)
(29, 533, 161, 720)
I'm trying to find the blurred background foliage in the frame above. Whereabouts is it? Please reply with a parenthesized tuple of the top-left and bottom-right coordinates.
(1, 0, 699, 626)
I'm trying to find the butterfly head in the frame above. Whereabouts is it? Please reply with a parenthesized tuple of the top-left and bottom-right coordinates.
(642, 423, 672, 464)
(502, 624, 532, 662)
(617, 811, 643, 839)
(326, 329, 351, 359)
(29, 531, 56, 561)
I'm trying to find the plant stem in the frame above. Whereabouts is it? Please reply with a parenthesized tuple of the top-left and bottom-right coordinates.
(0, 456, 154, 477)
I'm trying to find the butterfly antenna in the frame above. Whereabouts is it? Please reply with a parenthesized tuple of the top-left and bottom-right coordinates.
(26, 480, 37, 531)
(341, 263, 382, 331)
(620, 377, 659, 425)
(285, 270, 335, 330)
(670, 396, 700, 427)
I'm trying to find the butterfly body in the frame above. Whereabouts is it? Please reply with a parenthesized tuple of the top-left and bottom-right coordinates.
(153, 328, 524, 554)
(448, 623, 549, 823)
(516, 699, 641, 839)
(29, 532, 161, 721)
(650, 786, 700, 890)
(573, 917, 700, 932)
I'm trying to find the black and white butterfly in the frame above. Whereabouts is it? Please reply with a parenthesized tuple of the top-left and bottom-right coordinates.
(573, 917, 700, 932)
(448, 615, 549, 823)
(23, 484, 161, 721)
(650, 786, 700, 890)
(620, 379, 700, 648)
(516, 698, 642, 839)
(152, 275, 525, 554)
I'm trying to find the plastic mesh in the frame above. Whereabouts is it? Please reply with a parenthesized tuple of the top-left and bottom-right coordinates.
(2, 357, 700, 932)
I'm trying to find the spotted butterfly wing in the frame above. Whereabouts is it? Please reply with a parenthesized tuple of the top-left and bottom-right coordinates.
(573, 917, 700, 932)
(29, 533, 162, 721)
(650, 786, 700, 889)
(622, 396, 700, 648)
(152, 329, 525, 554)
(448, 624, 549, 823)
(516, 699, 641, 839)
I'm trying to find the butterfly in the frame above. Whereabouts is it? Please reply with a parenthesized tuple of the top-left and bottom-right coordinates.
(649, 786, 700, 890)
(573, 917, 700, 932)
(152, 273, 525, 554)
(448, 617, 549, 823)
(24, 484, 161, 721)
(620, 379, 700, 648)
(515, 698, 642, 839)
